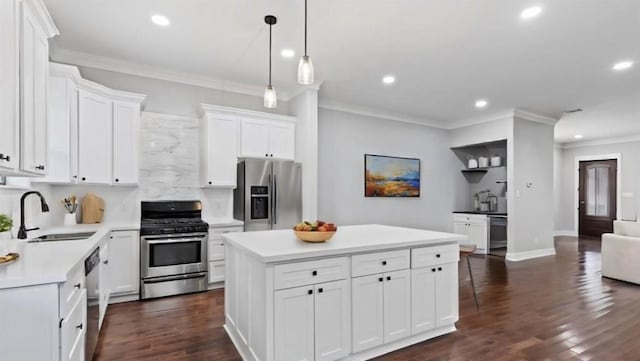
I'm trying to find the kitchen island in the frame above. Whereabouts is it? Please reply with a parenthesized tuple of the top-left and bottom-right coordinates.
(223, 224, 466, 361)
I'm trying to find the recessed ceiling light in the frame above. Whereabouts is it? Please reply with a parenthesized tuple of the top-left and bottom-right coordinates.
(382, 75, 396, 85)
(612, 61, 634, 71)
(520, 6, 542, 19)
(151, 14, 170, 27)
(574, 134, 584, 139)
(281, 49, 295, 58)
(475, 99, 488, 108)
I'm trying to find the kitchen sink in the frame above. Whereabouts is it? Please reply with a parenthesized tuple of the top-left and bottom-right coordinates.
(28, 232, 96, 243)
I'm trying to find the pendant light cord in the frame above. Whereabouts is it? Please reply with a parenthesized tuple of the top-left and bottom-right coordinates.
(304, 0, 308, 56)
(269, 23, 272, 86)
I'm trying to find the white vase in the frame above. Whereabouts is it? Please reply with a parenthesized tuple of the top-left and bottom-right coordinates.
(64, 213, 77, 226)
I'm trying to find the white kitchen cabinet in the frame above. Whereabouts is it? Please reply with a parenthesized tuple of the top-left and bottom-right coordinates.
(411, 262, 459, 335)
(207, 225, 243, 286)
(78, 90, 113, 184)
(112, 100, 140, 185)
(60, 289, 87, 361)
(274, 279, 350, 361)
(208, 261, 225, 284)
(383, 269, 411, 343)
(200, 115, 238, 187)
(453, 214, 488, 253)
(239, 118, 296, 160)
(108, 231, 140, 296)
(0, 0, 20, 173)
(351, 274, 384, 353)
(20, 0, 51, 175)
(99, 240, 111, 328)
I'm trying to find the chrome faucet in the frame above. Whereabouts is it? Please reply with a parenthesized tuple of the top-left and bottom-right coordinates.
(17, 191, 50, 239)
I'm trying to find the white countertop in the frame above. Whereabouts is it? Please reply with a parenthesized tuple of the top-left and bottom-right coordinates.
(223, 224, 466, 263)
(0, 223, 138, 290)
(206, 218, 244, 228)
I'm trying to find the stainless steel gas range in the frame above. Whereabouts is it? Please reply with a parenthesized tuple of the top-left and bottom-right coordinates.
(140, 200, 209, 300)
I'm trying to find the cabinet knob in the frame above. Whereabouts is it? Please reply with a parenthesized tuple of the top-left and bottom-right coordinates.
(208, 181, 212, 185)
(76, 323, 83, 330)
(0, 154, 10, 161)
(103, 260, 109, 265)
(270, 154, 274, 157)
(35, 165, 45, 170)
(381, 260, 387, 266)
(386, 276, 391, 281)
(73, 175, 78, 179)
(265, 153, 268, 157)
(312, 270, 317, 276)
(318, 288, 324, 293)
(308, 289, 313, 295)
(115, 178, 119, 182)
(438, 267, 442, 271)
(432, 268, 436, 272)
(82, 177, 86, 181)
(436, 254, 441, 258)
(378, 277, 383, 282)
(74, 283, 81, 289)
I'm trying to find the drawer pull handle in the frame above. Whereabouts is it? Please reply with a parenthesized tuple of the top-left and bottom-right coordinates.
(76, 323, 83, 330)
(438, 267, 442, 271)
(432, 268, 436, 272)
(318, 288, 323, 293)
(74, 283, 81, 289)
(386, 276, 391, 281)
(378, 277, 383, 282)
(381, 260, 387, 266)
(0, 154, 10, 161)
(103, 260, 109, 265)
(436, 254, 441, 258)
(312, 270, 317, 276)
(308, 289, 313, 295)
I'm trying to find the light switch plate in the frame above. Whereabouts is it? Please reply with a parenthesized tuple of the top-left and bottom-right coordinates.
(623, 192, 634, 198)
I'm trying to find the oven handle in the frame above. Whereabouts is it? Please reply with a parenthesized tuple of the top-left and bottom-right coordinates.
(142, 272, 207, 284)
(144, 237, 206, 245)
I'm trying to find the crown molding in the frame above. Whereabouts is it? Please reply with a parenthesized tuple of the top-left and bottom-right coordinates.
(557, 133, 640, 149)
(50, 48, 301, 101)
(318, 98, 447, 129)
(287, 80, 324, 100)
(28, 0, 59, 37)
(199, 103, 296, 123)
(446, 110, 516, 130)
(142, 111, 199, 122)
(513, 109, 559, 126)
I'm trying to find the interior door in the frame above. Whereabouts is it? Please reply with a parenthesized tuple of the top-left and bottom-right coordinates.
(272, 160, 302, 230)
(579, 160, 617, 237)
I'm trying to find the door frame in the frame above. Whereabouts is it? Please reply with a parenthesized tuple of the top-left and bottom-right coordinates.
(574, 153, 621, 235)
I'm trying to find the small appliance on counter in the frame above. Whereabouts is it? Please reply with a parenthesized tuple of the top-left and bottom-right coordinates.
(139, 200, 209, 300)
(82, 193, 105, 224)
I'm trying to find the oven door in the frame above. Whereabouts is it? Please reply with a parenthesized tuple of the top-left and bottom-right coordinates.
(141, 233, 208, 279)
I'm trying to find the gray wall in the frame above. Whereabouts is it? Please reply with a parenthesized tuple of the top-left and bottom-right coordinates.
(555, 140, 640, 231)
(76, 66, 289, 117)
(317, 108, 468, 231)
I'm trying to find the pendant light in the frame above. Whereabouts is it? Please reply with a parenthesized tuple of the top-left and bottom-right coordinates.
(297, 0, 314, 84)
(264, 15, 278, 108)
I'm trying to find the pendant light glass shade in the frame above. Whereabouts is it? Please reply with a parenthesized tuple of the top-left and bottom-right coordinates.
(297, 55, 314, 85)
(264, 85, 277, 108)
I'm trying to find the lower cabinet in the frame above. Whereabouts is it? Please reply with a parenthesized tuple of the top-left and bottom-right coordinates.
(60, 289, 87, 361)
(411, 262, 459, 335)
(274, 279, 351, 361)
(453, 214, 488, 253)
(352, 269, 411, 353)
(99, 241, 110, 327)
(108, 230, 140, 296)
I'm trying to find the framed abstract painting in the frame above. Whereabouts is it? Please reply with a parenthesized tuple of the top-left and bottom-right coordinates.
(364, 154, 420, 197)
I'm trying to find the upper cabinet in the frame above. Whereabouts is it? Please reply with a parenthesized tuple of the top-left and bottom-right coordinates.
(200, 104, 296, 188)
(34, 62, 145, 185)
(0, 0, 58, 176)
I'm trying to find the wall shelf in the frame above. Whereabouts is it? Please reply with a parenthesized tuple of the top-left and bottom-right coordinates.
(461, 165, 505, 173)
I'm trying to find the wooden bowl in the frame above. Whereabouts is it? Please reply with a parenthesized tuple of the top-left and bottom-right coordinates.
(294, 231, 336, 243)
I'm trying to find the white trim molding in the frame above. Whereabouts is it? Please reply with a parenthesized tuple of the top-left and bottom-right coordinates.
(573, 153, 622, 235)
(513, 109, 559, 126)
(199, 103, 296, 123)
(558, 133, 640, 149)
(553, 230, 578, 237)
(449, 108, 558, 130)
(506, 248, 556, 262)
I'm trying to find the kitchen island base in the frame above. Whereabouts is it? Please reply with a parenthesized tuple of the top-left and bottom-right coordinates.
(223, 225, 464, 361)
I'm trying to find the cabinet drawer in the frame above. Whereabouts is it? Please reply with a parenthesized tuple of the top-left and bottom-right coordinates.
(210, 225, 243, 237)
(208, 240, 225, 261)
(351, 250, 410, 277)
(274, 257, 348, 290)
(453, 214, 487, 223)
(59, 265, 84, 317)
(61, 288, 87, 361)
(412, 245, 459, 268)
(209, 261, 225, 283)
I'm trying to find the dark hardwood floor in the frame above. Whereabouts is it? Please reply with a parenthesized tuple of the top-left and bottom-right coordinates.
(94, 237, 640, 361)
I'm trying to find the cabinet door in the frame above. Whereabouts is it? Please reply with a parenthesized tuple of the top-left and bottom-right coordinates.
(351, 274, 384, 353)
(78, 90, 112, 184)
(112, 100, 140, 185)
(411, 267, 436, 335)
(467, 221, 487, 251)
(202, 116, 238, 187)
(274, 285, 315, 361)
(435, 263, 459, 327)
(314, 280, 350, 361)
(383, 269, 411, 343)
(240, 119, 269, 158)
(20, 3, 48, 175)
(108, 231, 140, 295)
(60, 289, 87, 361)
(208, 260, 225, 283)
(0, 0, 19, 172)
(453, 221, 468, 237)
(99, 241, 110, 328)
(268, 121, 295, 160)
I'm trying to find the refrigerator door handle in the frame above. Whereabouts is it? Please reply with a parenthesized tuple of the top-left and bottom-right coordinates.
(273, 174, 277, 225)
(268, 174, 273, 229)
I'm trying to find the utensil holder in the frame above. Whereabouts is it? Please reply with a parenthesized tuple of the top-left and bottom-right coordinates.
(64, 213, 77, 226)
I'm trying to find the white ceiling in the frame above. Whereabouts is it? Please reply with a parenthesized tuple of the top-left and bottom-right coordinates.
(44, 0, 640, 135)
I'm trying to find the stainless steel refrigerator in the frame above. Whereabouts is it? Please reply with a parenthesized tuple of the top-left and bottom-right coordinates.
(233, 159, 302, 231)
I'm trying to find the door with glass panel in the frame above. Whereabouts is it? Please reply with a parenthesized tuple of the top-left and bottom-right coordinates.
(578, 160, 617, 237)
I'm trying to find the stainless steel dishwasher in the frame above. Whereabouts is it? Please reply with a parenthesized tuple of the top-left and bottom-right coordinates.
(85, 247, 100, 361)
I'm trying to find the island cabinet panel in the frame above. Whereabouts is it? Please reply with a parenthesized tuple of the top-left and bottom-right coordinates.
(314, 280, 351, 361)
(352, 274, 385, 353)
(351, 249, 410, 277)
(411, 262, 460, 334)
(274, 257, 348, 290)
(382, 269, 411, 343)
(435, 263, 459, 327)
(274, 286, 315, 361)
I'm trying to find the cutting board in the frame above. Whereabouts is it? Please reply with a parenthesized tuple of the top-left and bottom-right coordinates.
(82, 193, 105, 224)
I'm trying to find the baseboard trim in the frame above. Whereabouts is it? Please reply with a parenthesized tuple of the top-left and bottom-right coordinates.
(506, 248, 556, 261)
(554, 229, 578, 236)
(108, 293, 139, 304)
